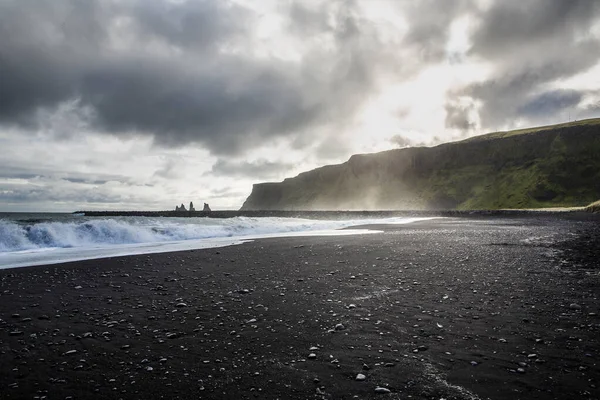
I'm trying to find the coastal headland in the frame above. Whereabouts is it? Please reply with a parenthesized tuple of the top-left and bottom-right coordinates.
(1, 215, 598, 399)
(241, 119, 600, 211)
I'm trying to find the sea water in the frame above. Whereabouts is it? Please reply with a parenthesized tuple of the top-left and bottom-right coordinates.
(0, 213, 431, 269)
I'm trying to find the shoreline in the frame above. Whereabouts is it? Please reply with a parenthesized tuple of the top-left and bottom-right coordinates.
(2, 212, 598, 272)
(0, 216, 598, 399)
(74, 208, 597, 219)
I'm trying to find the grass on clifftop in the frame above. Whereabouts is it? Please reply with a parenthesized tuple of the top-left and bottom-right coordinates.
(462, 118, 600, 143)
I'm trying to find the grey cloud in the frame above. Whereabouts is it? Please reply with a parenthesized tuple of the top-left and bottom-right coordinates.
(0, 163, 131, 186)
(518, 90, 582, 118)
(471, 0, 600, 60)
(288, 2, 330, 35)
(0, 182, 122, 204)
(2, 0, 598, 168)
(463, 55, 597, 128)
(129, 0, 250, 52)
(313, 135, 353, 162)
(388, 135, 413, 148)
(211, 159, 294, 179)
(444, 98, 477, 132)
(152, 157, 182, 180)
(0, 0, 412, 157)
(401, 0, 470, 62)
(459, 0, 600, 129)
(61, 177, 110, 185)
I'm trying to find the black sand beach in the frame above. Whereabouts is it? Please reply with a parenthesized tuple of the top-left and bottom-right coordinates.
(0, 216, 598, 400)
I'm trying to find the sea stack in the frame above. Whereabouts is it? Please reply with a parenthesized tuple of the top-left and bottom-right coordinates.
(203, 203, 211, 212)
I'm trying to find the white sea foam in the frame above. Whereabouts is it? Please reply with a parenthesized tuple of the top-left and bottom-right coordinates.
(0, 216, 433, 269)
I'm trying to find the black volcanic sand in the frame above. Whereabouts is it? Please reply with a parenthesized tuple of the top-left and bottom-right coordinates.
(0, 216, 599, 400)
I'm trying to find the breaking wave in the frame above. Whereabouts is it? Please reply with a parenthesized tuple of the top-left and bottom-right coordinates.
(0, 216, 422, 253)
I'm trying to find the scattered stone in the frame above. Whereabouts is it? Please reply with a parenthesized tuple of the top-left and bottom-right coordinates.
(569, 303, 581, 310)
(308, 353, 317, 359)
(334, 323, 345, 331)
(64, 350, 78, 355)
(374, 387, 391, 394)
(355, 373, 366, 381)
(175, 302, 188, 308)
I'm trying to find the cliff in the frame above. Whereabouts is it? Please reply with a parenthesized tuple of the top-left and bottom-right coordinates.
(240, 118, 600, 211)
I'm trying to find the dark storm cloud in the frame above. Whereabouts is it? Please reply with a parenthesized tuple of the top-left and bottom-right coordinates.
(211, 159, 294, 179)
(457, 0, 600, 129)
(0, 0, 318, 155)
(0, 0, 413, 157)
(2, 0, 599, 160)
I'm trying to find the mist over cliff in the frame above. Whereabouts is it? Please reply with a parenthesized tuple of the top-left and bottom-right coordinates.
(241, 119, 600, 211)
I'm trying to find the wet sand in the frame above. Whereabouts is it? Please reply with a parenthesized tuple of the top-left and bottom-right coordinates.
(0, 216, 598, 399)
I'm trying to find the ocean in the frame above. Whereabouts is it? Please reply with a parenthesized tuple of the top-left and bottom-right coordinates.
(0, 213, 431, 269)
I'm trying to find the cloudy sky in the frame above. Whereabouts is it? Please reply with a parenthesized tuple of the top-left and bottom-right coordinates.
(1, 0, 599, 212)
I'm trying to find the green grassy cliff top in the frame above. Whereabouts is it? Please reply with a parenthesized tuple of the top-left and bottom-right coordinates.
(461, 118, 600, 143)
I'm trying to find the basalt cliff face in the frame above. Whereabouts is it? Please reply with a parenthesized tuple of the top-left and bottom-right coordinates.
(241, 119, 600, 211)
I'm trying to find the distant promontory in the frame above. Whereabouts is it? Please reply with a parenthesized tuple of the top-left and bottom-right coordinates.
(241, 119, 600, 211)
